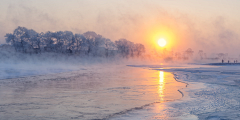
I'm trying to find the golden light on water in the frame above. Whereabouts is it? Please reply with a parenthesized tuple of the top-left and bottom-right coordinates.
(157, 71, 186, 101)
(158, 71, 165, 101)
(153, 70, 187, 119)
(134, 68, 186, 105)
(159, 71, 164, 83)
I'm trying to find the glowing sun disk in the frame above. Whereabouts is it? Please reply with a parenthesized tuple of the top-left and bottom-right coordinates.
(158, 38, 167, 47)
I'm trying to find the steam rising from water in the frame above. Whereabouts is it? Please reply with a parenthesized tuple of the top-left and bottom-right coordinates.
(1, 1, 240, 61)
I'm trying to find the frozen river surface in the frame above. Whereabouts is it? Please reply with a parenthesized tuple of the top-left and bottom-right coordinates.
(0, 64, 240, 120)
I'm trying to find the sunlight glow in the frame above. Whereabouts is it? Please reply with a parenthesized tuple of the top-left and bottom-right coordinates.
(158, 71, 165, 100)
(144, 25, 178, 52)
(158, 38, 167, 47)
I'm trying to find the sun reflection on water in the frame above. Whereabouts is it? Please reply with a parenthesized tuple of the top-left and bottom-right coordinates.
(153, 70, 187, 119)
(158, 71, 165, 101)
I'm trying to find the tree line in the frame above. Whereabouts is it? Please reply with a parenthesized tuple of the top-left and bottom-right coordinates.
(5, 26, 145, 57)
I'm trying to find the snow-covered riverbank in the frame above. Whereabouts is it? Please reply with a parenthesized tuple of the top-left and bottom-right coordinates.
(112, 64, 240, 120)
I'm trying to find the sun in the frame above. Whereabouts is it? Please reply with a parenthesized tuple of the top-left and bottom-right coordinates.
(158, 38, 167, 47)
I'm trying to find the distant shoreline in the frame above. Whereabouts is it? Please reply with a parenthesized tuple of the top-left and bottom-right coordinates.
(205, 63, 240, 66)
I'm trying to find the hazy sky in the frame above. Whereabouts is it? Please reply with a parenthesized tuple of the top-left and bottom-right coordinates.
(1, 0, 240, 55)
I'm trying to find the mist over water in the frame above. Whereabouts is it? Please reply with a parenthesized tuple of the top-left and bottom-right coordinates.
(1, 1, 240, 120)
(1, 1, 240, 60)
(0, 64, 187, 120)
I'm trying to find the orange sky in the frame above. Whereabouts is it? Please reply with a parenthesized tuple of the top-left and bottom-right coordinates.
(1, 0, 240, 56)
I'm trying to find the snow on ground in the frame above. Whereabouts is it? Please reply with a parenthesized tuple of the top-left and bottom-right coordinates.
(111, 64, 240, 120)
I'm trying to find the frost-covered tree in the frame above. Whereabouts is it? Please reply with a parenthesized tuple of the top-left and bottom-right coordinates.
(198, 50, 204, 59)
(184, 48, 194, 59)
(12, 26, 29, 52)
(115, 39, 134, 57)
(83, 31, 104, 56)
(62, 31, 75, 53)
(104, 39, 116, 57)
(5, 27, 39, 53)
(51, 31, 63, 52)
(5, 33, 16, 51)
(4, 26, 145, 58)
(115, 39, 145, 58)
(43, 31, 55, 52)
(74, 34, 85, 53)
(134, 43, 145, 57)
